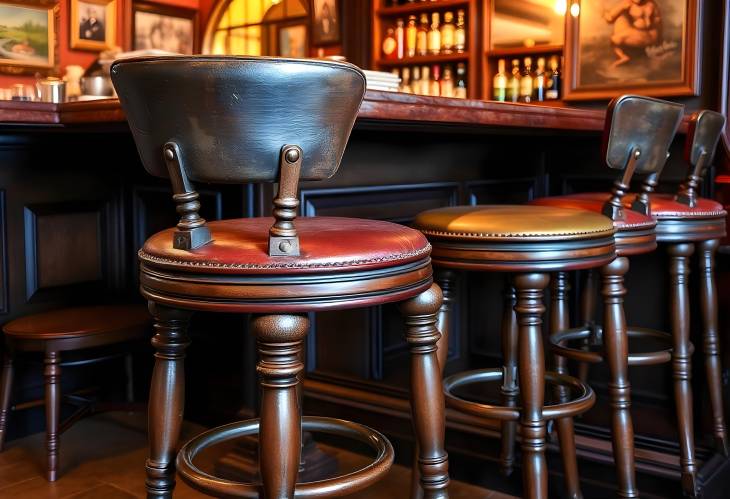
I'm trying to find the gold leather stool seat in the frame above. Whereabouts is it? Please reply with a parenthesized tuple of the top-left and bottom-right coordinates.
(415, 205, 616, 271)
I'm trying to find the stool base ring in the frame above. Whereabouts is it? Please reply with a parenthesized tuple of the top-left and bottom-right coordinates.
(550, 326, 685, 366)
(443, 368, 595, 421)
(176, 416, 394, 498)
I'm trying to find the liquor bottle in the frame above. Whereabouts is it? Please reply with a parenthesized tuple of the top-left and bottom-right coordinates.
(519, 57, 534, 103)
(416, 13, 429, 56)
(421, 65, 431, 96)
(534, 57, 546, 102)
(401, 67, 413, 93)
(428, 12, 441, 55)
(382, 28, 397, 60)
(454, 63, 467, 99)
(441, 65, 454, 98)
(406, 15, 418, 58)
(507, 59, 520, 102)
(430, 64, 441, 97)
(454, 9, 466, 53)
(546, 56, 561, 100)
(395, 19, 405, 60)
(492, 58, 507, 102)
(412, 66, 422, 94)
(441, 12, 455, 55)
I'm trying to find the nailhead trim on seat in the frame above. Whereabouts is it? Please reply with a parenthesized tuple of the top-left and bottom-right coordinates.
(654, 209, 727, 219)
(418, 228, 614, 239)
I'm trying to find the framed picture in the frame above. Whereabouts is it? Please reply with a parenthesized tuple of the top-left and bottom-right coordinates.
(311, 0, 339, 45)
(70, 0, 116, 51)
(133, 2, 197, 55)
(278, 24, 307, 58)
(0, 0, 58, 75)
(564, 0, 701, 100)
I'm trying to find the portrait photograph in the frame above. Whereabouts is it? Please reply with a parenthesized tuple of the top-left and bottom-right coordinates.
(311, 0, 339, 45)
(70, 0, 115, 51)
(564, 0, 700, 100)
(278, 24, 306, 58)
(133, 3, 197, 55)
(0, 2, 54, 69)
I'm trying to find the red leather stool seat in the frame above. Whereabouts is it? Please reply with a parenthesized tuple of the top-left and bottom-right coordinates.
(530, 193, 656, 230)
(140, 216, 431, 275)
(647, 194, 726, 219)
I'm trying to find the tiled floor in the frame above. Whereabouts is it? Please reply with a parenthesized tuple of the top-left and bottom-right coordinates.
(0, 412, 514, 498)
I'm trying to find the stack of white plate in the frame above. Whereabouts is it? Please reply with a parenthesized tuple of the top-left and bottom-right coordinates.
(362, 70, 401, 92)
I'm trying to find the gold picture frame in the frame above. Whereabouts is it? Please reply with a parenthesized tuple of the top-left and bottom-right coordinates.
(70, 0, 116, 51)
(0, 0, 58, 75)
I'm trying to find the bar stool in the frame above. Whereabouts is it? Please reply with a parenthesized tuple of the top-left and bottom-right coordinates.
(112, 56, 449, 499)
(530, 95, 684, 498)
(0, 304, 149, 481)
(413, 205, 616, 499)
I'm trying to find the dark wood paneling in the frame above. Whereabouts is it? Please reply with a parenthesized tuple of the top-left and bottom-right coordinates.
(0, 190, 6, 315)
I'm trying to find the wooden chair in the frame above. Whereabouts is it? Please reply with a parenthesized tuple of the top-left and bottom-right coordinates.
(112, 56, 449, 499)
(0, 304, 150, 481)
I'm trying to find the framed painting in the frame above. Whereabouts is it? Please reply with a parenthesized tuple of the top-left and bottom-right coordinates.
(278, 23, 307, 58)
(0, 0, 58, 75)
(311, 0, 339, 45)
(564, 0, 701, 100)
(70, 0, 116, 51)
(133, 1, 197, 55)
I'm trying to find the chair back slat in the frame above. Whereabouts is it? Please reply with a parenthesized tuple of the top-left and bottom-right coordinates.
(685, 110, 726, 167)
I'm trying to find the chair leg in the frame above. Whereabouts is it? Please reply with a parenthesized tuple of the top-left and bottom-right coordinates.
(499, 280, 518, 477)
(145, 303, 192, 499)
(578, 269, 598, 383)
(697, 239, 728, 456)
(0, 351, 14, 452)
(514, 272, 550, 499)
(44, 350, 61, 482)
(251, 314, 308, 499)
(668, 243, 698, 497)
(601, 257, 638, 498)
(550, 272, 582, 499)
(400, 283, 449, 499)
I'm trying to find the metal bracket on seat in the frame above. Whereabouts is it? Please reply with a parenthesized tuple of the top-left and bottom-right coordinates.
(603, 147, 641, 220)
(163, 142, 212, 250)
(269, 145, 303, 257)
(675, 150, 708, 208)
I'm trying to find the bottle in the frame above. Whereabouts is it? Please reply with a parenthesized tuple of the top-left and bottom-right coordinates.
(440, 65, 454, 98)
(546, 56, 561, 100)
(412, 66, 421, 94)
(455, 9, 466, 53)
(440, 12, 455, 54)
(454, 63, 467, 99)
(430, 64, 441, 97)
(492, 58, 507, 102)
(401, 67, 413, 93)
(428, 12, 441, 55)
(417, 13, 429, 56)
(507, 59, 520, 102)
(382, 28, 397, 60)
(395, 19, 405, 60)
(534, 57, 546, 102)
(519, 57, 533, 103)
(421, 65, 431, 96)
(406, 15, 418, 58)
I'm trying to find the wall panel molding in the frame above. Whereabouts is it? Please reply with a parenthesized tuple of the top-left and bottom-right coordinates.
(0, 190, 6, 314)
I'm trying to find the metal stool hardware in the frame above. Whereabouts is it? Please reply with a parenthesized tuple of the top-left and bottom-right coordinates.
(603, 148, 641, 220)
(163, 142, 212, 250)
(269, 145, 303, 257)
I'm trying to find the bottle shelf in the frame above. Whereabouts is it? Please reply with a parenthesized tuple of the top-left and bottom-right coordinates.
(487, 44, 563, 58)
(376, 52, 469, 67)
(377, 0, 470, 17)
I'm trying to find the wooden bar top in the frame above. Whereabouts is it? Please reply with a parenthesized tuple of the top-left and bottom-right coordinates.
(0, 90, 609, 132)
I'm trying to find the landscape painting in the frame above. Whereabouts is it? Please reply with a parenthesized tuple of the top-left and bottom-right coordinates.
(0, 2, 54, 69)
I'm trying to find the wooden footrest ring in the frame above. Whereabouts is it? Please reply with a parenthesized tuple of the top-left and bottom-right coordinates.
(176, 416, 394, 498)
(443, 368, 595, 421)
(550, 326, 681, 366)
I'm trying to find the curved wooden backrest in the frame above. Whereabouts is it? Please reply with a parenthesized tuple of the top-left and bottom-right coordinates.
(685, 109, 726, 167)
(111, 56, 366, 183)
(602, 95, 684, 174)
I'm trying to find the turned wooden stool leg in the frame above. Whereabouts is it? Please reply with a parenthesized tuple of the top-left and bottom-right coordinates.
(697, 239, 729, 456)
(668, 243, 698, 497)
(499, 280, 518, 477)
(400, 283, 449, 499)
(0, 350, 14, 452)
(44, 350, 61, 482)
(514, 273, 550, 499)
(550, 272, 582, 499)
(146, 303, 192, 498)
(578, 269, 598, 383)
(251, 314, 309, 499)
(601, 257, 638, 498)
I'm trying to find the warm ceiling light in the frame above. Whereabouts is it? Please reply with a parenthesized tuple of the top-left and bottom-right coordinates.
(570, 2, 580, 17)
(554, 0, 567, 15)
